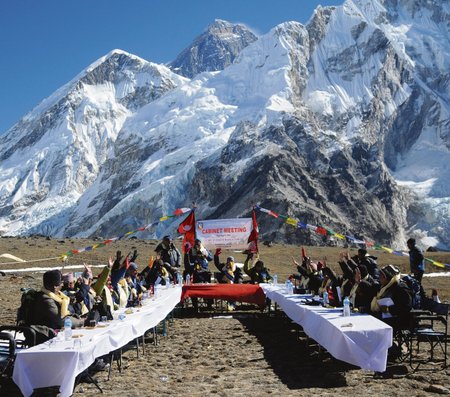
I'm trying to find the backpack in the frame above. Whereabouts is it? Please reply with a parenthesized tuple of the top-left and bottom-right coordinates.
(401, 275, 422, 309)
(16, 288, 40, 325)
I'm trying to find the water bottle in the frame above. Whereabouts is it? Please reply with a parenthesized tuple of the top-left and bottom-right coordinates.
(290, 281, 294, 295)
(285, 279, 290, 293)
(164, 277, 170, 287)
(154, 285, 160, 298)
(64, 317, 72, 341)
(343, 297, 351, 317)
(323, 291, 329, 306)
(177, 273, 182, 285)
(272, 274, 278, 285)
(186, 274, 191, 285)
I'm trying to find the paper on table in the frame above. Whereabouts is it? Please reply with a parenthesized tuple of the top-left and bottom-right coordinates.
(377, 297, 394, 307)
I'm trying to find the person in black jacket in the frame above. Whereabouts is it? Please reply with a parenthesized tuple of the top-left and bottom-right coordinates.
(28, 269, 84, 330)
(370, 265, 412, 330)
(243, 254, 272, 284)
(155, 236, 181, 269)
(407, 238, 425, 283)
(352, 248, 380, 280)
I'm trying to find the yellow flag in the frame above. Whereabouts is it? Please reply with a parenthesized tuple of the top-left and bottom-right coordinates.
(381, 246, 393, 254)
(286, 218, 298, 226)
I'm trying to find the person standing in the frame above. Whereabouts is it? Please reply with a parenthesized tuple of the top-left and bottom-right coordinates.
(155, 235, 181, 269)
(407, 238, 425, 284)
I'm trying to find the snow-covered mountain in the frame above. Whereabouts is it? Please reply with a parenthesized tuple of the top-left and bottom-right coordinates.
(0, 0, 449, 249)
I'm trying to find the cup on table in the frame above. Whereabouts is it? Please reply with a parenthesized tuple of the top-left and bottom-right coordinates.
(74, 338, 82, 350)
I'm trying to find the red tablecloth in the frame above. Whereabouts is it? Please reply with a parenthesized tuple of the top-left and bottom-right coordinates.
(181, 284, 266, 306)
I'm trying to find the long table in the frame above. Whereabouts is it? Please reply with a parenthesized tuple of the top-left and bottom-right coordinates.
(260, 284, 392, 372)
(181, 283, 266, 306)
(13, 286, 182, 397)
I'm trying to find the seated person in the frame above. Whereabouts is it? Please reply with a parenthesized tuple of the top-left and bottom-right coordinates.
(110, 251, 131, 309)
(352, 264, 378, 313)
(370, 265, 412, 330)
(125, 262, 147, 306)
(189, 239, 212, 271)
(243, 254, 272, 284)
(291, 256, 322, 294)
(185, 240, 212, 283)
(90, 257, 114, 318)
(214, 248, 243, 284)
(61, 272, 78, 314)
(143, 259, 171, 287)
(337, 252, 357, 298)
(28, 269, 84, 330)
(321, 266, 342, 306)
(352, 248, 380, 281)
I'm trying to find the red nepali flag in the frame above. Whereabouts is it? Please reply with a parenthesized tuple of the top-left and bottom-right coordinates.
(177, 210, 196, 253)
(247, 209, 259, 253)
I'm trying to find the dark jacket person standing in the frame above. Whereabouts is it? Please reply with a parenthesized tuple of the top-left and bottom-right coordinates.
(407, 238, 425, 283)
(155, 236, 181, 269)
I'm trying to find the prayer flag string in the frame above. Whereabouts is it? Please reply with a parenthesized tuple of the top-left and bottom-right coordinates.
(60, 207, 191, 261)
(254, 204, 450, 270)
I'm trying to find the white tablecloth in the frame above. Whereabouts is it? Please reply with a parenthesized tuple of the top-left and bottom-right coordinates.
(13, 286, 182, 397)
(260, 284, 392, 372)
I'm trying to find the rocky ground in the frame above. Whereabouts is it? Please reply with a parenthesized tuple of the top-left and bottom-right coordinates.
(0, 237, 449, 396)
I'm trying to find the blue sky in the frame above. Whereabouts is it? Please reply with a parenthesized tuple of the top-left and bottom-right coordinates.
(0, 0, 340, 134)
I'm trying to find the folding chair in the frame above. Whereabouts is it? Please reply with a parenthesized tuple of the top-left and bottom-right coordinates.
(0, 325, 37, 349)
(0, 325, 36, 380)
(0, 332, 16, 379)
(409, 300, 449, 369)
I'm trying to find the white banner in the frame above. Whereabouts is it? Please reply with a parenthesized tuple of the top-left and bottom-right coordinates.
(196, 218, 252, 249)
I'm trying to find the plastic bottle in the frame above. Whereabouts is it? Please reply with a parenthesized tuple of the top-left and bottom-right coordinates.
(323, 291, 329, 306)
(273, 274, 278, 285)
(343, 297, 351, 317)
(186, 274, 191, 285)
(289, 281, 294, 294)
(64, 317, 73, 341)
(177, 273, 182, 285)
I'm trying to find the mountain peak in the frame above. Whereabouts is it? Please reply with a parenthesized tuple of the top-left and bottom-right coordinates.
(170, 20, 258, 78)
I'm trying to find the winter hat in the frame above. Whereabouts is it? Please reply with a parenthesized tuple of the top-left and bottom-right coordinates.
(62, 273, 74, 284)
(226, 256, 234, 263)
(43, 269, 63, 289)
(129, 262, 138, 270)
(381, 265, 399, 280)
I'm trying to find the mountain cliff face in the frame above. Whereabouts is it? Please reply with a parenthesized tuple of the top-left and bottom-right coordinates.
(0, 0, 449, 249)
